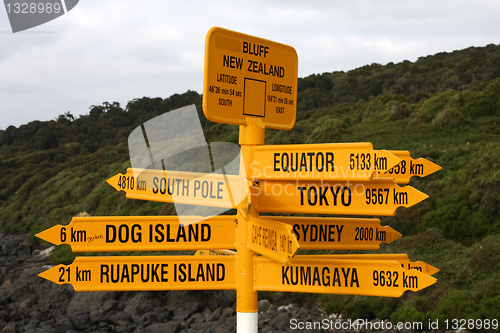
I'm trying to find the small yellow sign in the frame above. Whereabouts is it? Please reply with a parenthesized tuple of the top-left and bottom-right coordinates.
(39, 255, 236, 291)
(203, 27, 298, 130)
(107, 168, 244, 209)
(254, 256, 437, 297)
(375, 151, 442, 184)
(35, 216, 236, 252)
(195, 250, 236, 256)
(298, 254, 439, 276)
(247, 216, 300, 264)
(272, 216, 401, 250)
(252, 179, 428, 216)
(252, 143, 401, 181)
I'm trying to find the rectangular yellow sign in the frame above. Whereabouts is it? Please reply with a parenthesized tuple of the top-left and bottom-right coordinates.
(203, 27, 298, 130)
(35, 215, 236, 252)
(247, 216, 300, 264)
(254, 256, 437, 297)
(252, 179, 428, 216)
(271, 216, 401, 250)
(39, 256, 236, 292)
(107, 168, 244, 209)
(374, 151, 442, 184)
(252, 143, 401, 181)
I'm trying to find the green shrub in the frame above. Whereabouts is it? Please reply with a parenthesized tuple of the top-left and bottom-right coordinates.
(50, 244, 76, 264)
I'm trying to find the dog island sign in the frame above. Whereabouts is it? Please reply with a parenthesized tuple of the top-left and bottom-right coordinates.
(203, 27, 298, 130)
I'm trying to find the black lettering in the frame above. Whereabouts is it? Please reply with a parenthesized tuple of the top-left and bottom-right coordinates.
(131, 226, 142, 243)
(274, 153, 280, 171)
(161, 264, 168, 282)
(106, 225, 116, 243)
(100, 265, 109, 283)
(152, 176, 159, 194)
(326, 152, 334, 172)
(141, 264, 150, 282)
(156, 224, 165, 242)
(121, 264, 130, 283)
(217, 263, 225, 281)
(151, 264, 160, 282)
(131, 264, 140, 282)
(282, 266, 290, 284)
(332, 267, 340, 286)
(319, 187, 329, 206)
(298, 187, 306, 205)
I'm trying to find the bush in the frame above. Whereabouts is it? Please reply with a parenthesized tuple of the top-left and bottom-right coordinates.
(430, 290, 479, 321)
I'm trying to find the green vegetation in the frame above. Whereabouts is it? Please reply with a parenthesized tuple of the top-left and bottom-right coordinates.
(1, 44, 499, 327)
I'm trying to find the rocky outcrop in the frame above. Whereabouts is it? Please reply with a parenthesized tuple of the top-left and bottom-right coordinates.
(0, 233, 335, 333)
(1, 233, 438, 333)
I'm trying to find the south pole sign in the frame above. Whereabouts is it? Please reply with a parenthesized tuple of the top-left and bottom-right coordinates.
(37, 27, 441, 333)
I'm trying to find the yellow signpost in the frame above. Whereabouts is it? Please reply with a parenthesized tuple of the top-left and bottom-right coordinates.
(272, 216, 402, 250)
(252, 143, 401, 181)
(254, 256, 437, 297)
(203, 27, 298, 130)
(107, 168, 243, 209)
(247, 216, 300, 264)
(39, 255, 236, 291)
(37, 27, 441, 333)
(252, 179, 429, 216)
(35, 215, 236, 252)
(375, 151, 442, 184)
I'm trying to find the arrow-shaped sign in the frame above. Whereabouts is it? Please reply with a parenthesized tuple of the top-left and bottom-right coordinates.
(247, 216, 300, 264)
(254, 256, 437, 297)
(271, 216, 401, 250)
(39, 255, 236, 291)
(36, 215, 236, 252)
(107, 168, 244, 208)
(252, 143, 401, 181)
(252, 179, 428, 216)
(375, 151, 441, 184)
(297, 254, 439, 276)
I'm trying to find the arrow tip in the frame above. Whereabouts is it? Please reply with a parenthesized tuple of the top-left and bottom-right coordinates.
(404, 186, 429, 207)
(423, 158, 442, 176)
(36, 225, 62, 245)
(390, 227, 403, 243)
(106, 172, 124, 191)
(416, 261, 440, 276)
(407, 269, 438, 292)
(38, 265, 64, 285)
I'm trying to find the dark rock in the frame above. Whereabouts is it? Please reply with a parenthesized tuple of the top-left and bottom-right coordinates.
(144, 321, 184, 333)
(219, 307, 235, 319)
(0, 325, 16, 333)
(173, 300, 202, 320)
(0, 232, 340, 333)
(69, 311, 91, 330)
(269, 311, 290, 329)
(109, 311, 132, 326)
(258, 299, 271, 313)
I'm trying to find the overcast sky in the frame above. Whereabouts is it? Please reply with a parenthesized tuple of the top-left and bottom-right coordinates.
(1, 0, 498, 130)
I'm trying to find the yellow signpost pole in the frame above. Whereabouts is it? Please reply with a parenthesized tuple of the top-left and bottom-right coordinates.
(236, 118, 265, 333)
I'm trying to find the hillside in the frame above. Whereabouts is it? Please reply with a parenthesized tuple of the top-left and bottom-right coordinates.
(0, 44, 499, 325)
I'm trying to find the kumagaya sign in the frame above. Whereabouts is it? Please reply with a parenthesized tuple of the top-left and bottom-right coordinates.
(37, 27, 441, 333)
(203, 27, 298, 130)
